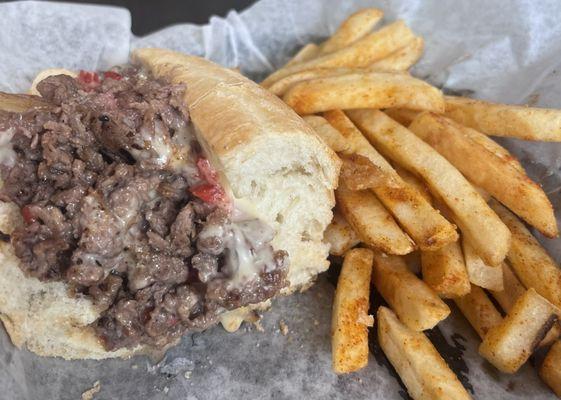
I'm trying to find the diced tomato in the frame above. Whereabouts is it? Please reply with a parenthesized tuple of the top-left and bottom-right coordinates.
(190, 183, 230, 209)
(103, 71, 122, 81)
(21, 205, 36, 224)
(77, 70, 100, 91)
(196, 157, 219, 185)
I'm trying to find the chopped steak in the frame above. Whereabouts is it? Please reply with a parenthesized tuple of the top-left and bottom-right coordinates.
(0, 68, 288, 350)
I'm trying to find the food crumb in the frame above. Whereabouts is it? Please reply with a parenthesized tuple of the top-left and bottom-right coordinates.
(163, 386, 169, 394)
(81, 381, 101, 400)
(313, 319, 319, 326)
(253, 320, 265, 332)
(279, 320, 289, 336)
(357, 313, 374, 327)
(131, 364, 138, 370)
(184, 371, 192, 379)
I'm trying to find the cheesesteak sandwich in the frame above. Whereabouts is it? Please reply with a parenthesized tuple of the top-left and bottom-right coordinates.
(0, 49, 340, 359)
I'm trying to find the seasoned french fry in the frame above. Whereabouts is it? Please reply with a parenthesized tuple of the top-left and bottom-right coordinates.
(302, 115, 350, 152)
(410, 112, 558, 237)
(421, 241, 471, 298)
(339, 154, 387, 191)
(392, 164, 431, 201)
(479, 288, 560, 373)
(324, 110, 458, 251)
(445, 95, 561, 142)
(268, 68, 349, 96)
(412, 110, 524, 172)
(336, 185, 414, 255)
(393, 169, 470, 298)
(324, 210, 360, 256)
(268, 67, 408, 96)
(368, 37, 424, 71)
(320, 8, 384, 54)
(261, 21, 415, 87)
(489, 262, 561, 348)
(491, 200, 561, 309)
(454, 285, 503, 339)
(539, 341, 561, 397)
(489, 262, 526, 313)
(372, 252, 450, 331)
(462, 239, 503, 291)
(285, 43, 320, 66)
(332, 248, 374, 374)
(283, 72, 445, 115)
(377, 306, 472, 400)
(347, 109, 511, 266)
(384, 108, 419, 126)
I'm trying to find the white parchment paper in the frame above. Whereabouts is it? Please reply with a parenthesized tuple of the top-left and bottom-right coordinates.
(1, 1, 560, 399)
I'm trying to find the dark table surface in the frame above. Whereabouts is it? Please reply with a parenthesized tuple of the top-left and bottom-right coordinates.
(2, 0, 257, 35)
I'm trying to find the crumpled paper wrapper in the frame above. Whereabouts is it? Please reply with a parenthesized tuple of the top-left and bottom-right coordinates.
(1, 0, 560, 399)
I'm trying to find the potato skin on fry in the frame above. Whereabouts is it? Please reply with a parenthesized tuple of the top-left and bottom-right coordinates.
(479, 288, 560, 374)
(540, 340, 561, 397)
(331, 248, 374, 374)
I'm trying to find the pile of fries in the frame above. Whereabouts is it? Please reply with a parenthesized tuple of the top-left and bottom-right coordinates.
(262, 8, 561, 399)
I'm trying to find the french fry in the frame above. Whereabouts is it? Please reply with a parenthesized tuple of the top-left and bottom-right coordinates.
(393, 168, 470, 298)
(336, 185, 414, 255)
(320, 8, 384, 54)
(453, 285, 503, 339)
(462, 239, 504, 291)
(409, 112, 558, 237)
(372, 252, 450, 331)
(384, 108, 419, 126)
(268, 67, 409, 96)
(368, 37, 424, 71)
(261, 21, 416, 87)
(392, 164, 431, 201)
(324, 210, 360, 256)
(324, 109, 458, 251)
(488, 262, 525, 313)
(348, 109, 511, 266)
(489, 262, 561, 348)
(302, 115, 350, 152)
(479, 288, 560, 373)
(539, 341, 561, 397)
(285, 43, 320, 66)
(283, 72, 445, 115)
(268, 68, 349, 96)
(332, 248, 374, 374)
(421, 241, 471, 298)
(377, 306, 473, 400)
(445, 95, 561, 142)
(339, 154, 387, 191)
(491, 200, 561, 309)
(412, 110, 524, 173)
